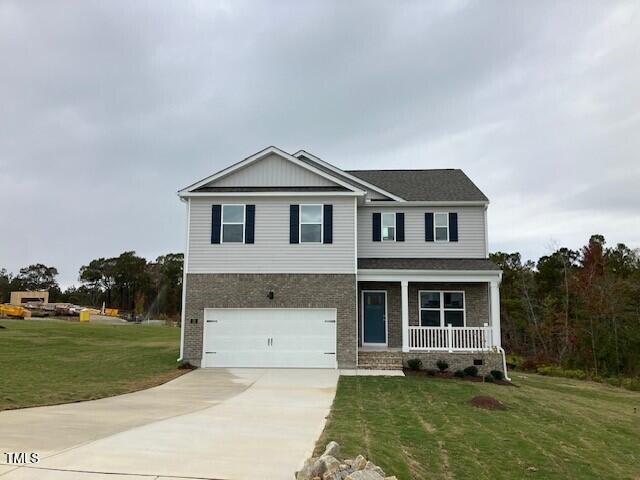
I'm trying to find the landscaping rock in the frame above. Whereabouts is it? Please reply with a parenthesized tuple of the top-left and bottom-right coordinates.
(324, 441, 341, 459)
(364, 461, 385, 477)
(353, 455, 368, 470)
(345, 471, 385, 480)
(321, 455, 342, 476)
(297, 443, 396, 480)
(385, 477, 399, 480)
(296, 457, 321, 480)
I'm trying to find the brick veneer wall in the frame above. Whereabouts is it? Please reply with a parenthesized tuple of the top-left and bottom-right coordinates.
(184, 273, 357, 368)
(408, 282, 490, 327)
(357, 282, 491, 347)
(401, 352, 504, 375)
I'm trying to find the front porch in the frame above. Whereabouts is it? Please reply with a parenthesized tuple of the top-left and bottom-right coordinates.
(356, 259, 503, 371)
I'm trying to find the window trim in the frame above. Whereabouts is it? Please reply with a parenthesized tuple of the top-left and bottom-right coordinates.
(299, 203, 323, 244)
(221, 204, 246, 244)
(418, 290, 466, 327)
(381, 212, 396, 242)
(433, 211, 450, 242)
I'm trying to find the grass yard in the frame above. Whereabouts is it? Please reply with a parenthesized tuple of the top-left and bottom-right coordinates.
(0, 319, 183, 411)
(316, 373, 640, 480)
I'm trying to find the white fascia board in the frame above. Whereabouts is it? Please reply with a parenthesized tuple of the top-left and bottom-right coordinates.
(364, 200, 489, 207)
(357, 269, 502, 283)
(293, 150, 406, 202)
(178, 191, 365, 198)
(178, 146, 366, 195)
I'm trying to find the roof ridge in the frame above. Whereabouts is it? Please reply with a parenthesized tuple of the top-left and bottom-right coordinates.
(346, 168, 460, 172)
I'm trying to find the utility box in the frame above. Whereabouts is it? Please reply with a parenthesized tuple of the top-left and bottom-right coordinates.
(79, 310, 91, 322)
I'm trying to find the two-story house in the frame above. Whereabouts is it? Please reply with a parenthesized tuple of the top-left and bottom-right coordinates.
(177, 146, 506, 375)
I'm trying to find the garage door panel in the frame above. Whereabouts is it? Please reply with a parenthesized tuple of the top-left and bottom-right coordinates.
(203, 308, 337, 368)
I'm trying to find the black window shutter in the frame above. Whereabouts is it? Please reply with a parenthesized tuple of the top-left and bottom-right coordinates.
(425, 212, 434, 242)
(290, 205, 299, 244)
(449, 212, 458, 242)
(372, 213, 381, 242)
(211, 205, 221, 244)
(323, 204, 333, 244)
(396, 212, 405, 242)
(245, 205, 255, 244)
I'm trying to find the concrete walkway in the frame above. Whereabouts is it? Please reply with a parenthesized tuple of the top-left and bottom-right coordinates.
(0, 369, 340, 480)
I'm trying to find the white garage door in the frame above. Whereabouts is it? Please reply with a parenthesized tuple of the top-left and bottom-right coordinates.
(202, 308, 337, 368)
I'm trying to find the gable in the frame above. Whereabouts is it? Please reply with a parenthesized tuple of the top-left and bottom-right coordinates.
(208, 153, 340, 188)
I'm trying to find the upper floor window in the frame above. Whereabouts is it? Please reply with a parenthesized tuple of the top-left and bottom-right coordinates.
(382, 212, 396, 241)
(222, 204, 245, 243)
(434, 212, 449, 241)
(419, 290, 465, 327)
(300, 204, 323, 243)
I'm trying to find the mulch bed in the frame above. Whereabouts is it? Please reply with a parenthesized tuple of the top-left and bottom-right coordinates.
(469, 395, 507, 410)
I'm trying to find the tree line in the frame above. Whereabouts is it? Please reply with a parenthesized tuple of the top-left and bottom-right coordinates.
(2, 235, 639, 377)
(492, 234, 640, 378)
(0, 252, 183, 320)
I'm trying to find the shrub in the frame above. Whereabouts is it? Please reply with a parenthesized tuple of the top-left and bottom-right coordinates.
(425, 368, 438, 376)
(436, 360, 449, 372)
(621, 378, 640, 391)
(454, 370, 465, 378)
(407, 358, 423, 371)
(484, 374, 495, 383)
(463, 366, 479, 377)
(536, 366, 587, 380)
(490, 370, 504, 381)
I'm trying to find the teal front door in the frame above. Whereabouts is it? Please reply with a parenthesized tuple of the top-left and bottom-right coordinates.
(363, 291, 387, 345)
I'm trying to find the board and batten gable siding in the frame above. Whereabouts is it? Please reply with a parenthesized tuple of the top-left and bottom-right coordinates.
(188, 196, 356, 273)
(209, 153, 339, 188)
(357, 205, 487, 258)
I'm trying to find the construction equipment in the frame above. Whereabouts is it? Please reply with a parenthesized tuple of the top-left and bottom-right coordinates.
(0, 304, 30, 319)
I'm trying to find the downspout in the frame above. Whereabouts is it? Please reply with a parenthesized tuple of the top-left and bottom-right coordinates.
(177, 197, 190, 362)
(497, 346, 511, 381)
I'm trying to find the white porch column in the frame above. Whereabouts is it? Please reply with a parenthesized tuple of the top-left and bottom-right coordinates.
(490, 280, 501, 348)
(401, 280, 409, 352)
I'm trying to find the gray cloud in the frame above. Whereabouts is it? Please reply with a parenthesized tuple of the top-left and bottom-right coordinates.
(1, 0, 639, 286)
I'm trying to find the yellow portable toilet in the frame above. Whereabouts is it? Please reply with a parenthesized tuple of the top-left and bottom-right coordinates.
(79, 309, 91, 322)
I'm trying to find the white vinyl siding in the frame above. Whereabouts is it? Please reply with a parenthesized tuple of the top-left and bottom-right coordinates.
(210, 153, 339, 188)
(188, 196, 355, 273)
(357, 205, 486, 258)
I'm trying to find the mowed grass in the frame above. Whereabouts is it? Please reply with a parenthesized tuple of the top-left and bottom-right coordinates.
(0, 319, 183, 411)
(316, 373, 640, 480)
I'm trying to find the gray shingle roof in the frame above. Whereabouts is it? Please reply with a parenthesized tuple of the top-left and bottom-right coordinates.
(358, 258, 500, 271)
(346, 169, 489, 202)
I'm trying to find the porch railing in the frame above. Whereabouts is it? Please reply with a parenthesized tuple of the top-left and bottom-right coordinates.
(408, 324, 493, 351)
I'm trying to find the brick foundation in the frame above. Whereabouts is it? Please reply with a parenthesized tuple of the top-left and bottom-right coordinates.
(401, 351, 504, 375)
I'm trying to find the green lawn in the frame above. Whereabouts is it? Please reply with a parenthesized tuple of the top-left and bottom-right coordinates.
(0, 319, 183, 411)
(316, 373, 640, 480)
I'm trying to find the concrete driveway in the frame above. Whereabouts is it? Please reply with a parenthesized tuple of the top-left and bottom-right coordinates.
(0, 369, 339, 480)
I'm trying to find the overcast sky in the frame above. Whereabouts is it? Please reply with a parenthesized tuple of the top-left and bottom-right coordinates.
(1, 1, 639, 287)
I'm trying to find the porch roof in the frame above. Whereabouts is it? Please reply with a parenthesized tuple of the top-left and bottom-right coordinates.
(357, 258, 499, 271)
(357, 258, 502, 283)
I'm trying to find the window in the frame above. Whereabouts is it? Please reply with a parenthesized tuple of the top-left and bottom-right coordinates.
(382, 212, 395, 241)
(434, 213, 449, 241)
(222, 204, 245, 243)
(419, 291, 465, 327)
(300, 204, 322, 243)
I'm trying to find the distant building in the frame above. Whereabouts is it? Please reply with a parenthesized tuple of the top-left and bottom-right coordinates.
(10, 291, 49, 305)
